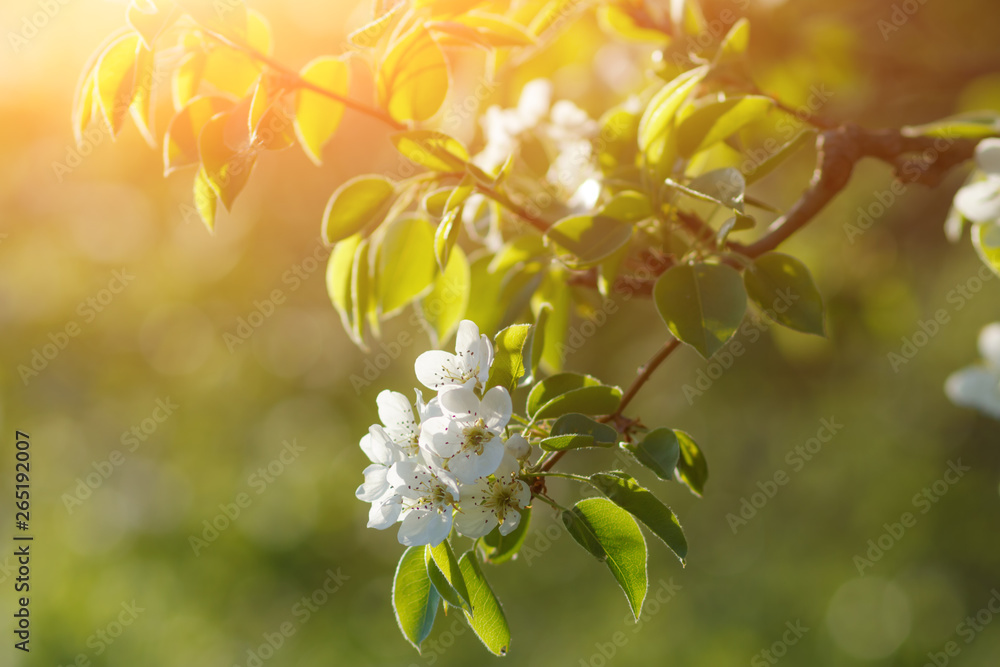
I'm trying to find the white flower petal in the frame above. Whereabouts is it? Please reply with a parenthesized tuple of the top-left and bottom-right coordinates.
(945, 366, 1000, 420)
(367, 495, 401, 530)
(398, 508, 453, 547)
(356, 464, 391, 502)
(498, 508, 522, 536)
(503, 434, 531, 461)
(415, 350, 465, 391)
(518, 79, 552, 126)
(494, 452, 520, 478)
(454, 504, 497, 538)
(978, 323, 1000, 369)
(360, 425, 395, 465)
(440, 387, 481, 421)
(954, 180, 1000, 223)
(480, 387, 513, 430)
(511, 480, 531, 508)
(421, 417, 462, 459)
(456, 320, 481, 356)
(975, 138, 1000, 176)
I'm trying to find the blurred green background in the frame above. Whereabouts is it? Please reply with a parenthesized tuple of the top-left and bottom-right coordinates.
(2, 0, 1000, 665)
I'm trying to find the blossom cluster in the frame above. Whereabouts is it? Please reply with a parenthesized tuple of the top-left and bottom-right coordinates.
(355, 320, 531, 547)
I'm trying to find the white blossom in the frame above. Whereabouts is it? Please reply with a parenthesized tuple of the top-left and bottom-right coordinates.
(954, 138, 1000, 224)
(356, 425, 406, 529)
(388, 461, 460, 546)
(454, 473, 531, 538)
(414, 320, 493, 392)
(420, 386, 512, 484)
(945, 322, 1000, 420)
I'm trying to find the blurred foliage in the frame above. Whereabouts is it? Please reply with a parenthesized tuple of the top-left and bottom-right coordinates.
(1, 0, 1000, 665)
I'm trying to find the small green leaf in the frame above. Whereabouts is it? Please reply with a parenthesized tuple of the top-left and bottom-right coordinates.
(743, 252, 825, 335)
(562, 498, 648, 619)
(198, 110, 257, 211)
(902, 112, 1000, 140)
(715, 17, 750, 64)
(623, 427, 680, 482)
(597, 105, 640, 176)
(490, 234, 548, 275)
(486, 324, 533, 393)
(379, 216, 437, 316)
(193, 167, 218, 233)
(447, 174, 476, 212)
(638, 66, 709, 169)
(973, 222, 1000, 277)
(589, 472, 687, 563)
(421, 244, 470, 345)
(481, 507, 531, 564)
(392, 130, 470, 172)
(551, 413, 618, 442)
(327, 234, 364, 340)
(675, 430, 708, 497)
(676, 96, 774, 159)
(528, 303, 551, 382)
(393, 546, 440, 652)
(545, 214, 633, 269)
(599, 191, 653, 223)
(458, 551, 511, 656)
(351, 238, 373, 344)
(527, 373, 623, 421)
(322, 175, 396, 245)
(294, 55, 350, 165)
(653, 262, 747, 358)
(426, 541, 473, 614)
(434, 207, 462, 270)
(745, 130, 815, 185)
(539, 434, 596, 451)
(670, 167, 746, 213)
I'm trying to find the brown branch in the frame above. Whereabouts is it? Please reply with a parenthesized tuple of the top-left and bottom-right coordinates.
(611, 337, 681, 419)
(729, 125, 980, 258)
(200, 28, 406, 131)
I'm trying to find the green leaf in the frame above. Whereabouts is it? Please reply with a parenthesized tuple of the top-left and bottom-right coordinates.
(675, 430, 708, 497)
(392, 130, 470, 172)
(490, 234, 548, 275)
(902, 112, 1000, 140)
(379, 216, 437, 316)
(597, 105, 640, 176)
(294, 55, 350, 165)
(434, 207, 462, 269)
(528, 303, 551, 382)
(638, 66, 709, 169)
(458, 551, 511, 656)
(973, 222, 1000, 277)
(530, 270, 571, 372)
(486, 324, 533, 393)
(94, 33, 141, 137)
(540, 413, 618, 450)
(349, 5, 401, 47)
(378, 25, 449, 122)
(600, 191, 653, 223)
(562, 498, 648, 619)
(193, 167, 218, 233)
(198, 110, 257, 211)
(163, 96, 236, 175)
(351, 238, 373, 344)
(327, 234, 364, 340)
(676, 96, 774, 159)
(745, 130, 815, 185)
(322, 175, 396, 245)
(481, 506, 531, 564)
(715, 17, 750, 64)
(670, 167, 746, 212)
(426, 541, 473, 614)
(463, 255, 505, 337)
(545, 214, 633, 269)
(743, 252, 825, 335)
(589, 472, 688, 563)
(527, 373, 623, 421)
(421, 245, 470, 346)
(623, 427, 680, 482)
(393, 546, 440, 652)
(653, 262, 747, 358)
